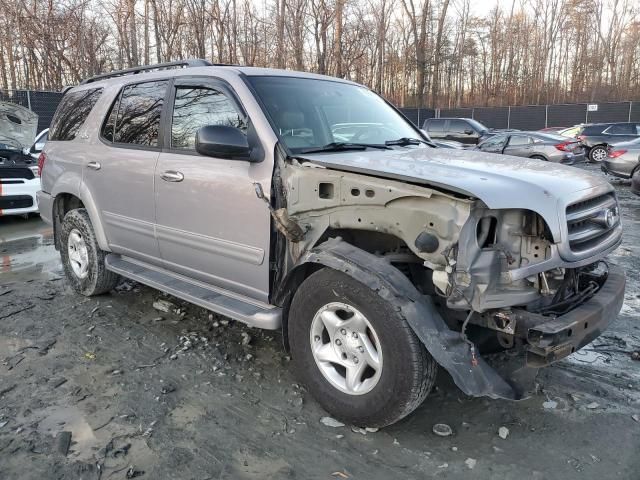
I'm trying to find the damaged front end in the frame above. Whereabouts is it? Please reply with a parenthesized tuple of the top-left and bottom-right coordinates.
(273, 156, 625, 400)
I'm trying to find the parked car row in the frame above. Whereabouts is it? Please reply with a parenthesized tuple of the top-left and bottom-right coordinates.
(419, 114, 640, 180)
(559, 122, 640, 162)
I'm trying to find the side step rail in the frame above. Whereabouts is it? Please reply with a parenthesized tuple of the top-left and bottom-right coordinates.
(105, 254, 282, 330)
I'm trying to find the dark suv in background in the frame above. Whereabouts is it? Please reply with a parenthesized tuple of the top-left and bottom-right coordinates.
(570, 122, 640, 162)
(422, 117, 510, 145)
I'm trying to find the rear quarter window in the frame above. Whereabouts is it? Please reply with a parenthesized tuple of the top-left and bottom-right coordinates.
(49, 88, 103, 141)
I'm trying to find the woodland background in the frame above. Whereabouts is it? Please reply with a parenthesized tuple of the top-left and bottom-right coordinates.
(0, 0, 638, 108)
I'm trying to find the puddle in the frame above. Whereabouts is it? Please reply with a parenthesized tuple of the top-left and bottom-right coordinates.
(37, 405, 98, 460)
(0, 216, 61, 282)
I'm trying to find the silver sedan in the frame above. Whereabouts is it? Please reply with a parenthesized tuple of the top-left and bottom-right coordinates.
(475, 132, 586, 164)
(601, 138, 640, 179)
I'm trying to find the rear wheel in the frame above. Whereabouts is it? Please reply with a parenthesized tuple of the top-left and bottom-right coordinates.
(288, 268, 437, 427)
(60, 209, 119, 296)
(589, 145, 607, 162)
(530, 155, 547, 161)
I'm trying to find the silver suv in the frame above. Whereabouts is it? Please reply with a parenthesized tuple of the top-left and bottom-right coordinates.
(37, 60, 625, 427)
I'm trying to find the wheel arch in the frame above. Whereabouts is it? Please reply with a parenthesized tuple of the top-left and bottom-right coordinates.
(276, 238, 522, 400)
(52, 186, 110, 251)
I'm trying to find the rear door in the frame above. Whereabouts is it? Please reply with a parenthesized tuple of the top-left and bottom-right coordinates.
(603, 123, 638, 142)
(84, 80, 169, 264)
(154, 78, 273, 302)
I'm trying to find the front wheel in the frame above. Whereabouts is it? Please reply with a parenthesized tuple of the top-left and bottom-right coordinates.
(589, 145, 608, 162)
(288, 268, 437, 427)
(60, 208, 120, 296)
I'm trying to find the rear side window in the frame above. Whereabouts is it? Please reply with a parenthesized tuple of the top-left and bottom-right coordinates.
(102, 81, 168, 147)
(424, 119, 444, 132)
(605, 124, 634, 135)
(49, 88, 103, 141)
(171, 86, 246, 150)
(582, 125, 607, 135)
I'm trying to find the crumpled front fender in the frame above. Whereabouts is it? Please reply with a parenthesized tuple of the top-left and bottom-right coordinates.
(281, 238, 527, 400)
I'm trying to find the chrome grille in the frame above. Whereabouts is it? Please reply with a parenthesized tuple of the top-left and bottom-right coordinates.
(566, 193, 619, 253)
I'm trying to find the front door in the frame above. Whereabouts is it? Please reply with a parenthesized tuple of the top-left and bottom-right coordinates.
(477, 134, 507, 153)
(502, 134, 533, 157)
(154, 79, 273, 302)
(447, 119, 477, 144)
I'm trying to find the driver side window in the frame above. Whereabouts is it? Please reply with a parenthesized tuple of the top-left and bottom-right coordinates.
(171, 86, 246, 150)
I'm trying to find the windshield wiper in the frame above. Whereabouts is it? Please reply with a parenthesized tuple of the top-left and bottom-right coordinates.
(385, 137, 433, 147)
(299, 142, 391, 154)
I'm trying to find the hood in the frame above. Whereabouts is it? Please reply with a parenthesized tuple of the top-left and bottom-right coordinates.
(299, 147, 613, 242)
(0, 102, 38, 149)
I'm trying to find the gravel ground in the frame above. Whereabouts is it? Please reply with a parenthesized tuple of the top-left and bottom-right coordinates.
(1, 163, 639, 479)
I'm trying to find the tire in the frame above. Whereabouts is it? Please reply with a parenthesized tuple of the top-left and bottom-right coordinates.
(288, 268, 437, 427)
(589, 145, 607, 163)
(60, 208, 119, 296)
(530, 155, 547, 161)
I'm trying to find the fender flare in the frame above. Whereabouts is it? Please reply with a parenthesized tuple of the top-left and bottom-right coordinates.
(51, 176, 110, 251)
(279, 238, 525, 400)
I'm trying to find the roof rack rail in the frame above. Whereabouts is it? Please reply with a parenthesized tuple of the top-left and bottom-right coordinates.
(80, 59, 215, 85)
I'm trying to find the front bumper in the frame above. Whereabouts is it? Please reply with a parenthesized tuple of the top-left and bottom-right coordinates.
(522, 264, 625, 367)
(0, 178, 40, 215)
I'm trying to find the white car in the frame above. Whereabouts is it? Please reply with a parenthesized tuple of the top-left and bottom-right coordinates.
(26, 128, 48, 161)
(1, 103, 43, 216)
(0, 136, 43, 216)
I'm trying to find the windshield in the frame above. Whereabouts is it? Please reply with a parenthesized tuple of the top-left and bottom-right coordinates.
(247, 76, 423, 153)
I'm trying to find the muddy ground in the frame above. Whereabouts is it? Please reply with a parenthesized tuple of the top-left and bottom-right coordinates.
(1, 163, 639, 480)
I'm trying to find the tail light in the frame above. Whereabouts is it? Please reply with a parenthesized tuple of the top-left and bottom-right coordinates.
(607, 149, 627, 159)
(555, 141, 573, 151)
(37, 152, 46, 176)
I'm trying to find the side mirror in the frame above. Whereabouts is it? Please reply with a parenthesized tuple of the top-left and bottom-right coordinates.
(464, 129, 474, 135)
(195, 125, 252, 160)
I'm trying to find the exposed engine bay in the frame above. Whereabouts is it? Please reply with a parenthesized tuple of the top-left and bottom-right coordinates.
(269, 155, 624, 398)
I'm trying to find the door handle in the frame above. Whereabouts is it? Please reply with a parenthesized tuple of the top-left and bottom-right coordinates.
(161, 170, 184, 182)
(87, 161, 101, 170)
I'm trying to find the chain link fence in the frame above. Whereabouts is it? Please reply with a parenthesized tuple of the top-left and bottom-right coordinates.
(0, 89, 64, 133)
(400, 101, 640, 130)
(2, 89, 639, 135)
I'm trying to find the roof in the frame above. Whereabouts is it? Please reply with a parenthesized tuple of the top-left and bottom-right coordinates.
(75, 60, 358, 90)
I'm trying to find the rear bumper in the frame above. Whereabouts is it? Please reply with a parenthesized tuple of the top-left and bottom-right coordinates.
(524, 264, 625, 367)
(0, 178, 40, 215)
(36, 190, 54, 224)
(601, 159, 635, 179)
